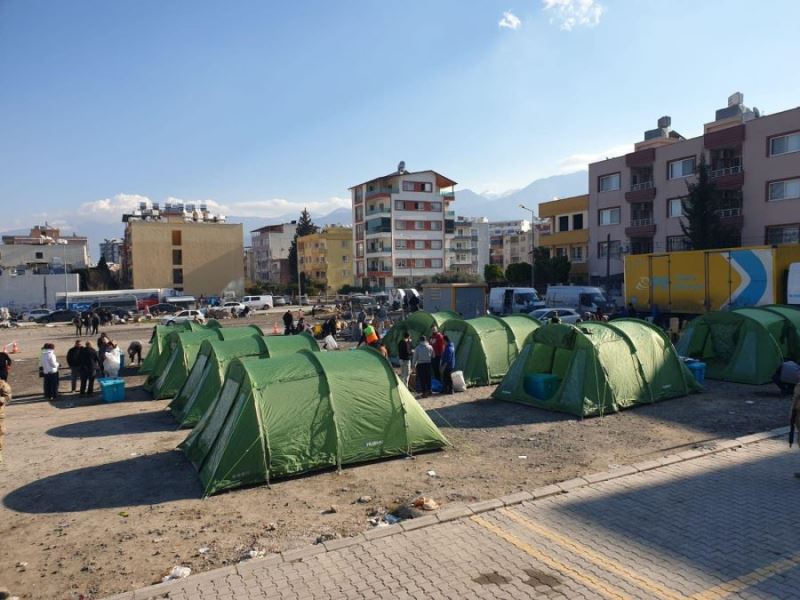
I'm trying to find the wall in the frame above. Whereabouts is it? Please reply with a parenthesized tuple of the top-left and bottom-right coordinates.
(0, 243, 90, 270)
(0, 273, 80, 311)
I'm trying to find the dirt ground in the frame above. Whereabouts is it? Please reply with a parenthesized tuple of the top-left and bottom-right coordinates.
(0, 316, 792, 599)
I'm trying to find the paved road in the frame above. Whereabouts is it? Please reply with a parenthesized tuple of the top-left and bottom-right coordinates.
(118, 436, 800, 600)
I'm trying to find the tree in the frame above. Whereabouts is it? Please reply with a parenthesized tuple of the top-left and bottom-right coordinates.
(432, 272, 481, 284)
(484, 264, 505, 283)
(681, 156, 738, 250)
(287, 208, 319, 283)
(532, 247, 571, 286)
(505, 262, 532, 285)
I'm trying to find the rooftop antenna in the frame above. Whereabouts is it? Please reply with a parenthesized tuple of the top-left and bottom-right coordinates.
(398, 160, 406, 173)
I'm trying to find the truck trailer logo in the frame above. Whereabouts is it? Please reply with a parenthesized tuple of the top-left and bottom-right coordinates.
(720, 249, 773, 309)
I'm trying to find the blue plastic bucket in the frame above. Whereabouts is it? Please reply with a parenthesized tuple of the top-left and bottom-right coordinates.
(686, 361, 706, 385)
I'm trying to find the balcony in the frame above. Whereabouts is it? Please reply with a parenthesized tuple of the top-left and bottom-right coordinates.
(365, 206, 391, 217)
(366, 244, 391, 255)
(625, 218, 656, 238)
(625, 180, 656, 202)
(440, 191, 455, 200)
(704, 123, 745, 149)
(625, 147, 656, 168)
(708, 163, 744, 189)
(365, 187, 398, 200)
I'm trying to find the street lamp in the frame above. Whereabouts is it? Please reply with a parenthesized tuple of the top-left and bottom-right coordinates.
(519, 204, 535, 290)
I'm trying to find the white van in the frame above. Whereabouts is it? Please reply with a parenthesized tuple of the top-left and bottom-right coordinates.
(241, 295, 273, 310)
(545, 286, 612, 314)
(488, 287, 545, 315)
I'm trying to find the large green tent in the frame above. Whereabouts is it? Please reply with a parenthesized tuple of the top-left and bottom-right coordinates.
(139, 319, 221, 374)
(441, 315, 540, 387)
(170, 333, 319, 428)
(675, 310, 784, 384)
(382, 311, 460, 364)
(180, 348, 449, 496)
(493, 319, 700, 417)
(741, 306, 800, 360)
(148, 325, 262, 399)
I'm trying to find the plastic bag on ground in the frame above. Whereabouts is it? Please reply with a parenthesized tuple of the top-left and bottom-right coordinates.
(451, 370, 466, 392)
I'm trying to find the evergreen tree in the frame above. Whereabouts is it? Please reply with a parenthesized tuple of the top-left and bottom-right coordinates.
(287, 208, 319, 282)
(483, 264, 505, 283)
(681, 156, 737, 250)
(505, 262, 532, 285)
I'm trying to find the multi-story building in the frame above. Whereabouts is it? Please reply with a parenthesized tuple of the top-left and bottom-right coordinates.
(447, 216, 490, 278)
(350, 163, 457, 289)
(121, 200, 243, 297)
(588, 93, 800, 291)
(250, 223, 295, 286)
(538, 194, 589, 283)
(488, 220, 530, 267)
(0, 225, 90, 273)
(298, 226, 353, 293)
(243, 246, 256, 283)
(501, 230, 534, 268)
(99, 238, 123, 265)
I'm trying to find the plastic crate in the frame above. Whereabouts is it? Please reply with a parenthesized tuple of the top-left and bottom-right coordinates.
(98, 377, 125, 403)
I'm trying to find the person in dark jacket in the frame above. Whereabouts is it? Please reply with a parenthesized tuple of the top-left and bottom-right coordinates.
(81, 313, 91, 336)
(440, 335, 456, 394)
(78, 341, 100, 396)
(127, 340, 143, 365)
(90, 313, 100, 335)
(66, 340, 82, 393)
(398, 330, 413, 387)
(283, 310, 293, 335)
(0, 350, 12, 382)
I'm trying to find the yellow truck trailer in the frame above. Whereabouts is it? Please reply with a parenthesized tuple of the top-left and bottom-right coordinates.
(624, 245, 800, 315)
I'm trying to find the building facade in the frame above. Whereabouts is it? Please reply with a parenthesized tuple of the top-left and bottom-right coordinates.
(99, 238, 123, 265)
(298, 226, 353, 293)
(538, 194, 589, 283)
(488, 220, 530, 268)
(121, 201, 243, 297)
(250, 223, 295, 286)
(0, 225, 90, 274)
(350, 165, 457, 289)
(588, 93, 800, 290)
(447, 216, 490, 278)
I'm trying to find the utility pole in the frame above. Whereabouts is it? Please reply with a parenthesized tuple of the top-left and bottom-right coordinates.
(605, 232, 611, 291)
(519, 204, 536, 291)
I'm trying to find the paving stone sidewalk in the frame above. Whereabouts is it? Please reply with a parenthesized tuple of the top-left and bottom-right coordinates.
(111, 429, 800, 600)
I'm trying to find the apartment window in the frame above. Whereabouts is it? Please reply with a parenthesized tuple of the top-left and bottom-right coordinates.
(431, 258, 443, 268)
(415, 258, 425, 268)
(414, 221, 424, 230)
(172, 268, 184, 284)
(667, 236, 692, 252)
(668, 157, 695, 179)
(572, 214, 584, 230)
(172, 230, 182, 245)
(402, 181, 433, 192)
(172, 249, 183, 265)
(598, 240, 621, 259)
(555, 247, 567, 258)
(598, 173, 621, 192)
(430, 221, 442, 231)
(770, 132, 800, 156)
(668, 198, 684, 218)
(414, 240, 425, 250)
(599, 207, 621, 226)
(768, 178, 800, 202)
(766, 224, 800, 245)
(570, 246, 585, 262)
(558, 216, 569, 232)
(35, 251, 43, 259)
(395, 240, 407, 250)
(354, 206, 363, 221)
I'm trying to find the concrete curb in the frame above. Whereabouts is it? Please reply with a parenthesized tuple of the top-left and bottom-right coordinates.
(109, 426, 790, 600)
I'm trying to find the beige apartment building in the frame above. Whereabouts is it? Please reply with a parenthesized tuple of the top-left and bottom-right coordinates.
(298, 226, 353, 293)
(448, 216, 490, 277)
(121, 201, 244, 297)
(538, 194, 589, 283)
(588, 93, 800, 290)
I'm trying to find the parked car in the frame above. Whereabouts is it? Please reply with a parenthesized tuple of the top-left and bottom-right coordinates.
(529, 307, 583, 324)
(222, 301, 246, 314)
(241, 295, 273, 310)
(23, 308, 52, 322)
(272, 296, 287, 307)
(147, 303, 180, 315)
(161, 309, 204, 325)
(36, 309, 79, 324)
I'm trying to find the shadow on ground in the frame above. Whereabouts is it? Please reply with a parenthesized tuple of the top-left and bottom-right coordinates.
(46, 409, 177, 438)
(3, 450, 200, 513)
(427, 396, 571, 429)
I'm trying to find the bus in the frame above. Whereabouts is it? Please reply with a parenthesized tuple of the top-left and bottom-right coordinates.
(55, 288, 177, 312)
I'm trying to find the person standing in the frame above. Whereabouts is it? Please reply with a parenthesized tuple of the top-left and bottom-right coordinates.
(283, 309, 294, 335)
(127, 340, 143, 365)
(97, 334, 109, 377)
(398, 330, 413, 387)
(429, 325, 445, 382)
(66, 340, 82, 393)
(0, 348, 12, 382)
(72, 314, 82, 336)
(440, 335, 456, 395)
(81, 312, 91, 336)
(90, 312, 100, 335)
(78, 341, 100, 396)
(0, 378, 10, 463)
(40, 343, 60, 400)
(412, 335, 433, 397)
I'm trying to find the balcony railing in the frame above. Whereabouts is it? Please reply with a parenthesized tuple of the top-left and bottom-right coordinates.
(717, 206, 742, 218)
(365, 207, 391, 216)
(365, 187, 398, 199)
(709, 164, 743, 179)
(630, 180, 654, 192)
(440, 191, 455, 200)
(630, 217, 653, 227)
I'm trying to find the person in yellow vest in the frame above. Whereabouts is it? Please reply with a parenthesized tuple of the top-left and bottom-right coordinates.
(357, 320, 380, 348)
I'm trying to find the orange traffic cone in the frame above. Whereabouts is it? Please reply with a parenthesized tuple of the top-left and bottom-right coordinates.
(272, 322, 280, 335)
(11, 341, 18, 354)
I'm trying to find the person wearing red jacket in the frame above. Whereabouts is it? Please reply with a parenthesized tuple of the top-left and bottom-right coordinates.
(429, 325, 445, 383)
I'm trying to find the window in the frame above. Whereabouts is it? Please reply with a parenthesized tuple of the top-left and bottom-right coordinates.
(395, 240, 407, 249)
(599, 207, 620, 225)
(172, 230, 182, 245)
(668, 157, 695, 179)
(431, 240, 443, 249)
(172, 268, 184, 284)
(668, 198, 684, 218)
(354, 206, 363, 221)
(598, 240, 621, 259)
(430, 221, 442, 231)
(414, 240, 425, 250)
(402, 181, 433, 192)
(667, 236, 692, 252)
(415, 258, 425, 268)
(570, 246, 585, 262)
(572, 214, 584, 230)
(766, 224, 800, 245)
(172, 249, 182, 265)
(598, 173, 621, 192)
(431, 202, 442, 211)
(35, 251, 43, 259)
(414, 221, 424, 230)
(555, 247, 567, 257)
(558, 216, 569, 232)
(431, 258, 443, 268)
(770, 132, 800, 156)
(768, 178, 800, 202)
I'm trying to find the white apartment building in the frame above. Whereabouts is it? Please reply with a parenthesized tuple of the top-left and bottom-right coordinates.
(250, 223, 295, 285)
(1, 225, 90, 273)
(447, 216, 490, 278)
(488, 220, 531, 268)
(350, 164, 457, 289)
(99, 238, 124, 264)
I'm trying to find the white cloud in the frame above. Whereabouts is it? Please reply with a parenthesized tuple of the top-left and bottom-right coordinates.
(498, 10, 522, 30)
(556, 144, 632, 173)
(542, 0, 605, 31)
(228, 196, 350, 219)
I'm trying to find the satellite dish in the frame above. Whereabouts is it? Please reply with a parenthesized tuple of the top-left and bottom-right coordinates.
(398, 161, 406, 173)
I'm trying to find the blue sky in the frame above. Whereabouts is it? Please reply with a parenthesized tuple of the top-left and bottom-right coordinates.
(1, 0, 799, 236)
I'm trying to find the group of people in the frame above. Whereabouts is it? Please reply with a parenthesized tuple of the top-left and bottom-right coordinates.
(397, 325, 455, 397)
(71, 312, 101, 336)
(282, 309, 311, 335)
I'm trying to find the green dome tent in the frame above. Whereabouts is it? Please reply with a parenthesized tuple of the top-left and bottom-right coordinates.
(382, 311, 460, 363)
(140, 321, 206, 374)
(739, 306, 800, 361)
(180, 348, 449, 496)
(147, 326, 262, 399)
(493, 319, 700, 417)
(675, 310, 785, 384)
(441, 315, 540, 387)
(169, 333, 319, 428)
